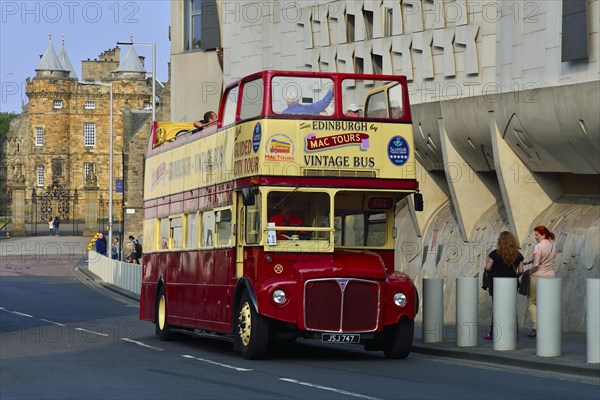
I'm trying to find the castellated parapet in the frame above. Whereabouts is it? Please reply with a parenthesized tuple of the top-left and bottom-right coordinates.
(4, 41, 166, 240)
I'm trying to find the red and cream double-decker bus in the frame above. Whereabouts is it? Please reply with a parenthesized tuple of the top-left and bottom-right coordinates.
(140, 71, 423, 359)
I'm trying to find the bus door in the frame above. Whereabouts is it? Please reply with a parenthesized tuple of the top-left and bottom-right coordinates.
(237, 190, 262, 278)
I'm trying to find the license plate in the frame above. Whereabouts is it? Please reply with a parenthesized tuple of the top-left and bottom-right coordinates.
(322, 333, 360, 343)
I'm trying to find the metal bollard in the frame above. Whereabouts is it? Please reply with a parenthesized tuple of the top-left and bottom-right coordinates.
(587, 279, 600, 363)
(423, 278, 444, 343)
(456, 277, 478, 347)
(493, 278, 517, 351)
(537, 277, 562, 357)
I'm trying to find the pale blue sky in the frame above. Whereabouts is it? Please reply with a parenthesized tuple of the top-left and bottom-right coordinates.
(0, 0, 171, 113)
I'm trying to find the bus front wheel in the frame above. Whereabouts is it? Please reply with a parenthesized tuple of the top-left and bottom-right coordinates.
(383, 318, 414, 359)
(235, 290, 269, 360)
(155, 286, 173, 341)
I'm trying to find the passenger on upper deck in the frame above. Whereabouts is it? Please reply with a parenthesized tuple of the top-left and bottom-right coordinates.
(346, 103, 361, 117)
(193, 111, 218, 131)
(282, 90, 334, 116)
(389, 100, 402, 118)
(203, 111, 218, 127)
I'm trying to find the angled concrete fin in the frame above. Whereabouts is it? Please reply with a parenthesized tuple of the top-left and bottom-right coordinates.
(408, 160, 450, 237)
(489, 112, 564, 243)
(439, 118, 496, 242)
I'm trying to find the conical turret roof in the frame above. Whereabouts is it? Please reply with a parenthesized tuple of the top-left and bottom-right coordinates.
(114, 45, 145, 73)
(58, 37, 77, 79)
(36, 37, 67, 72)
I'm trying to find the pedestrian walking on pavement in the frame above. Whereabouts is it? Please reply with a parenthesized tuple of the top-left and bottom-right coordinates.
(484, 231, 525, 340)
(523, 225, 556, 338)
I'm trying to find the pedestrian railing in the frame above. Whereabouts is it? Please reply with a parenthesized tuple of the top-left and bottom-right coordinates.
(87, 250, 141, 295)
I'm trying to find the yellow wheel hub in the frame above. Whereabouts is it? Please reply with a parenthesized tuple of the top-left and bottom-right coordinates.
(238, 302, 252, 346)
(158, 295, 166, 330)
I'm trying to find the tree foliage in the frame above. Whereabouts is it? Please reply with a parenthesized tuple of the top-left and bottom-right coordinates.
(0, 112, 18, 136)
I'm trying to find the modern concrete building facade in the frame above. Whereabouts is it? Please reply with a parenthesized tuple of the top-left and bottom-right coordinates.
(171, 0, 599, 332)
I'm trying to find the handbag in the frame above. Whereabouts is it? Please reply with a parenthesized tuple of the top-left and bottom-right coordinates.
(481, 269, 493, 294)
(518, 270, 530, 296)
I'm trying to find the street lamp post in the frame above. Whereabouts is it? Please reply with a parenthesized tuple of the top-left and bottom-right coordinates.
(81, 82, 113, 250)
(116, 39, 156, 256)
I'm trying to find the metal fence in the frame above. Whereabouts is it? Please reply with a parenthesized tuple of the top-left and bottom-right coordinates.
(87, 250, 141, 295)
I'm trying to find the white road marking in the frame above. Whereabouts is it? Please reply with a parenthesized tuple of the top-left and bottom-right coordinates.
(75, 327, 109, 337)
(121, 338, 164, 351)
(182, 354, 253, 372)
(279, 378, 382, 400)
(10, 311, 33, 318)
(40, 319, 65, 326)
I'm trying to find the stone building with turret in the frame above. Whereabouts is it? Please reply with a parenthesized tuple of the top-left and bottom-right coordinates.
(3, 36, 168, 238)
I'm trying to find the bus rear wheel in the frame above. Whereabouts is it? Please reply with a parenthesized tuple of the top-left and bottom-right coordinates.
(235, 290, 269, 360)
(383, 318, 414, 359)
(155, 286, 173, 341)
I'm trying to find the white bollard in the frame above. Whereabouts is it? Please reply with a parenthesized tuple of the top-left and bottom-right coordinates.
(587, 279, 600, 363)
(493, 278, 517, 351)
(456, 277, 478, 347)
(423, 278, 444, 343)
(537, 277, 562, 357)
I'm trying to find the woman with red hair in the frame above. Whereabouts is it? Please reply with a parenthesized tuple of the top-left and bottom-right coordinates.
(524, 225, 556, 338)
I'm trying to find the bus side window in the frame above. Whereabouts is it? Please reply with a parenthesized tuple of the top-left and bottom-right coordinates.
(202, 211, 214, 247)
(171, 217, 183, 249)
(216, 209, 233, 246)
(365, 91, 388, 119)
(240, 78, 264, 120)
(160, 218, 170, 249)
(245, 202, 261, 244)
(185, 212, 198, 249)
(387, 84, 403, 119)
(222, 85, 239, 127)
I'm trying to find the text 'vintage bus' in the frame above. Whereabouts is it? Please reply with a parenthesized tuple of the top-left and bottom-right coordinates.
(140, 70, 423, 359)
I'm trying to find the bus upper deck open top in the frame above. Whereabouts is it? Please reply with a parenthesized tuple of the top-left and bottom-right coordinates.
(140, 70, 423, 359)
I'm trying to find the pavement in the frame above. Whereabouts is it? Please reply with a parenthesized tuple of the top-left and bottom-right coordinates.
(2, 235, 600, 378)
(411, 326, 600, 378)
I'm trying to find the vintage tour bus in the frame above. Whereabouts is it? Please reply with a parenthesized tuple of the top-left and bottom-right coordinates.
(140, 70, 423, 359)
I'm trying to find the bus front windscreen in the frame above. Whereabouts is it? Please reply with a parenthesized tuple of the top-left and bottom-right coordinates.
(266, 191, 331, 241)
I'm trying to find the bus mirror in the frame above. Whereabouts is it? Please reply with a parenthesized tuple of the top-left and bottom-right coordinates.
(242, 187, 256, 206)
(414, 193, 424, 212)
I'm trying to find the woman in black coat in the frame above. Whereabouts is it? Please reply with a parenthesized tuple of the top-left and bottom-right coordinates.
(484, 231, 525, 340)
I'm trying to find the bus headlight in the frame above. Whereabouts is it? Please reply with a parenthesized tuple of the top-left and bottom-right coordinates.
(272, 289, 286, 304)
(393, 292, 407, 307)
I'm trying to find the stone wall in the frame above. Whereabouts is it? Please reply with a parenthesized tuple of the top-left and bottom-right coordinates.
(4, 47, 155, 235)
(81, 47, 120, 81)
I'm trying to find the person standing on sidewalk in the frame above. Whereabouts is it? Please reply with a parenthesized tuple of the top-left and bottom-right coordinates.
(484, 231, 525, 340)
(128, 235, 142, 264)
(48, 217, 54, 236)
(95, 233, 107, 257)
(53, 216, 61, 236)
(523, 225, 556, 338)
(111, 238, 120, 260)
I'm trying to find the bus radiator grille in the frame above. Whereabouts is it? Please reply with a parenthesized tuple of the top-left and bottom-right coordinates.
(304, 279, 380, 332)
